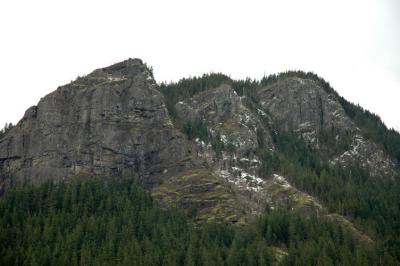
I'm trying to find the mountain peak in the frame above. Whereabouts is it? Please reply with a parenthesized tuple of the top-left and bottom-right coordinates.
(85, 58, 149, 78)
(1, 60, 399, 264)
(102, 58, 143, 71)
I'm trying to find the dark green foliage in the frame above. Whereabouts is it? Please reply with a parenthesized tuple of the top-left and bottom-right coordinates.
(231, 78, 259, 103)
(318, 127, 353, 157)
(144, 63, 154, 79)
(258, 149, 281, 177)
(0, 122, 13, 139)
(259, 210, 381, 266)
(159, 73, 231, 120)
(211, 134, 224, 159)
(183, 119, 210, 142)
(339, 99, 400, 164)
(260, 129, 400, 262)
(159, 74, 261, 120)
(0, 177, 383, 265)
(182, 119, 225, 158)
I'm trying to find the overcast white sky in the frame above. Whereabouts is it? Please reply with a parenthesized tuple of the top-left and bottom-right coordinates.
(0, 0, 399, 131)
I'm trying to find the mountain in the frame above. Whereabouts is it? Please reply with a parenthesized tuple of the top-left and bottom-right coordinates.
(1, 59, 399, 264)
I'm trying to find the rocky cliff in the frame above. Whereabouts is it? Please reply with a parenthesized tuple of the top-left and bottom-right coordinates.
(0, 59, 194, 187)
(258, 77, 397, 176)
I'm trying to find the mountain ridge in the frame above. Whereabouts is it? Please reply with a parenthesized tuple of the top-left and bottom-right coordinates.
(0, 58, 399, 260)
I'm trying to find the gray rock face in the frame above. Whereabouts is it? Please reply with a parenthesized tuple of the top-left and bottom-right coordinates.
(258, 77, 354, 137)
(175, 85, 272, 184)
(175, 84, 273, 159)
(331, 134, 396, 177)
(0, 59, 193, 187)
(174, 84, 276, 215)
(257, 77, 396, 175)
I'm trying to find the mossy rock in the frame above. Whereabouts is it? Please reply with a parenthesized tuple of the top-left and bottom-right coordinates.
(152, 168, 245, 223)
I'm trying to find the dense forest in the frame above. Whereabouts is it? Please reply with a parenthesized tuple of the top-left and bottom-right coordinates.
(0, 122, 13, 140)
(0, 176, 389, 266)
(260, 130, 400, 262)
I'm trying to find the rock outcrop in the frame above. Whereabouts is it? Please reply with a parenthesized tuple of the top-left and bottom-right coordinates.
(258, 77, 354, 136)
(0, 59, 194, 188)
(257, 77, 397, 176)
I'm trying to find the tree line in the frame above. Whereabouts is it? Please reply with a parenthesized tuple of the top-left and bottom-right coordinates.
(0, 176, 388, 266)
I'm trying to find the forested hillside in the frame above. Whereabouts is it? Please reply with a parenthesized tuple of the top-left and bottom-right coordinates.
(0, 177, 390, 266)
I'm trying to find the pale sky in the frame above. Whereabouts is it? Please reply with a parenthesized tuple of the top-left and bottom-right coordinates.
(0, 0, 399, 131)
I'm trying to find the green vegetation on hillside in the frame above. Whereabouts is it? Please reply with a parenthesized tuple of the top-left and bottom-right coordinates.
(159, 73, 400, 263)
(259, 130, 400, 261)
(339, 100, 400, 163)
(0, 177, 389, 266)
(183, 119, 210, 142)
(159, 73, 231, 120)
(0, 122, 13, 139)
